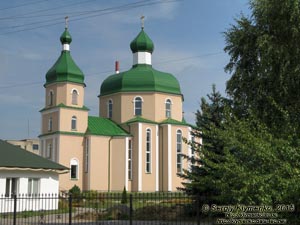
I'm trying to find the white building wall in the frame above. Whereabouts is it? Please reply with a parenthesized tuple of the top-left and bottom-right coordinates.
(0, 170, 59, 212)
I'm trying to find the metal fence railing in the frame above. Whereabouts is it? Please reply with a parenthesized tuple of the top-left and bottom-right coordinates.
(0, 192, 213, 225)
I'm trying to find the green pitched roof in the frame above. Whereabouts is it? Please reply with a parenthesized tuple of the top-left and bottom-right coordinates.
(0, 140, 68, 173)
(86, 116, 130, 136)
(45, 28, 85, 86)
(130, 28, 154, 53)
(125, 116, 157, 125)
(40, 103, 89, 112)
(160, 118, 190, 126)
(100, 64, 181, 96)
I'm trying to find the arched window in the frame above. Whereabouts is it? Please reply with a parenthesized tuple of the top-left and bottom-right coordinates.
(176, 130, 182, 173)
(146, 128, 151, 173)
(48, 117, 52, 131)
(165, 99, 172, 118)
(70, 159, 79, 179)
(71, 116, 77, 130)
(107, 99, 113, 119)
(134, 97, 142, 116)
(72, 89, 78, 105)
(48, 91, 54, 106)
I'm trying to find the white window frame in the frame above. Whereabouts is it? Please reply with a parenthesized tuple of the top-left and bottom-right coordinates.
(71, 89, 79, 105)
(176, 129, 183, 174)
(5, 178, 19, 197)
(28, 178, 40, 196)
(71, 116, 77, 130)
(165, 99, 172, 118)
(70, 158, 79, 180)
(134, 96, 143, 116)
(146, 128, 152, 173)
(107, 99, 113, 119)
(128, 139, 133, 180)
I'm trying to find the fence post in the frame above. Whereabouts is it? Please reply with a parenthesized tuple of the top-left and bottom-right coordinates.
(13, 194, 17, 225)
(129, 194, 133, 225)
(196, 193, 200, 225)
(69, 194, 72, 225)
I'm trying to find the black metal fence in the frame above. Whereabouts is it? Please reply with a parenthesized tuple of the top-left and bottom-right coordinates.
(0, 192, 213, 225)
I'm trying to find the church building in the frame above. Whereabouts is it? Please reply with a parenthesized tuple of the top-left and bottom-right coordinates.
(39, 21, 193, 192)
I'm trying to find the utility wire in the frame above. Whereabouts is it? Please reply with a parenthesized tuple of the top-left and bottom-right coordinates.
(0, 0, 48, 11)
(0, 52, 223, 90)
(0, 0, 96, 30)
(0, 0, 180, 34)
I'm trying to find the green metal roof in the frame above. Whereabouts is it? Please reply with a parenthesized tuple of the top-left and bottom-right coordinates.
(125, 116, 157, 125)
(45, 28, 85, 86)
(60, 28, 72, 44)
(130, 28, 154, 53)
(100, 64, 181, 96)
(0, 140, 68, 172)
(40, 103, 89, 112)
(86, 116, 130, 136)
(160, 118, 190, 126)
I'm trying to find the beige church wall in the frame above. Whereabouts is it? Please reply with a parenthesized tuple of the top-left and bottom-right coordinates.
(140, 123, 158, 192)
(41, 111, 59, 133)
(59, 108, 88, 133)
(159, 124, 170, 192)
(154, 93, 183, 122)
(87, 136, 110, 191)
(99, 92, 183, 124)
(111, 137, 126, 191)
(45, 83, 85, 108)
(128, 123, 139, 191)
(45, 83, 57, 107)
(171, 125, 189, 191)
(98, 93, 121, 123)
(57, 135, 84, 191)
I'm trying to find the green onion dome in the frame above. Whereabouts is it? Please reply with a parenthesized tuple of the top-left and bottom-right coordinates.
(100, 64, 181, 96)
(45, 28, 85, 86)
(60, 28, 72, 44)
(130, 28, 154, 53)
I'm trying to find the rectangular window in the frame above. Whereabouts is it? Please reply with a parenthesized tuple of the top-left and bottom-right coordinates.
(176, 131, 183, 173)
(85, 138, 89, 173)
(191, 136, 195, 165)
(33, 144, 39, 150)
(146, 129, 151, 173)
(128, 140, 132, 180)
(48, 117, 52, 131)
(28, 178, 40, 196)
(5, 178, 18, 197)
(47, 143, 52, 159)
(71, 165, 78, 179)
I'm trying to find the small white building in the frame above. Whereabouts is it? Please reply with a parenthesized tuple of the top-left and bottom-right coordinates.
(0, 139, 68, 212)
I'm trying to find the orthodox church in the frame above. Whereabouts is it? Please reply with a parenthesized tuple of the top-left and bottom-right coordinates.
(39, 21, 194, 192)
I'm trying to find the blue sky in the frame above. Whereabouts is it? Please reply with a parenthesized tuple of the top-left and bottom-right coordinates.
(0, 0, 250, 140)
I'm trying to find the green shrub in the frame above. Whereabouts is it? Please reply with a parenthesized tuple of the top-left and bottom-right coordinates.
(121, 187, 128, 204)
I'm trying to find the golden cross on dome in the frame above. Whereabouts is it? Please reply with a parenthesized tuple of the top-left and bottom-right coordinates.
(65, 16, 69, 29)
(141, 15, 145, 29)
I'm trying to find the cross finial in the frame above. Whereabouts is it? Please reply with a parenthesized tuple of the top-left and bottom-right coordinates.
(140, 15, 145, 29)
(65, 16, 69, 29)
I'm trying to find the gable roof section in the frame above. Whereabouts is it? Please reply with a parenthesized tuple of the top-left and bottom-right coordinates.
(86, 116, 130, 137)
(160, 118, 191, 126)
(0, 140, 68, 173)
(125, 116, 157, 125)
